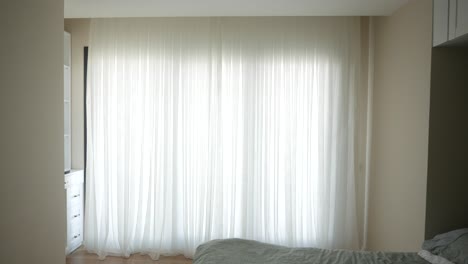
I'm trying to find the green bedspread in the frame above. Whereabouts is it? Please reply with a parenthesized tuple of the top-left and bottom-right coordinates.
(194, 239, 428, 264)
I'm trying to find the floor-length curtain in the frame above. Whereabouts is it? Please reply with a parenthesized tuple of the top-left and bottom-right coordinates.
(85, 17, 361, 260)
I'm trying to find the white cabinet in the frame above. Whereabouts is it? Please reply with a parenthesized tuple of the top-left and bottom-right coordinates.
(65, 171, 84, 254)
(65, 170, 84, 254)
(433, 0, 468, 46)
(64, 31, 82, 255)
(64, 31, 71, 172)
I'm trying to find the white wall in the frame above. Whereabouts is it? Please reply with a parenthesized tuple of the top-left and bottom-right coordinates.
(65, 19, 90, 169)
(0, 1, 66, 263)
(368, 0, 432, 251)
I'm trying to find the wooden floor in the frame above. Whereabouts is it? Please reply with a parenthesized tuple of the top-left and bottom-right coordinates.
(67, 248, 193, 264)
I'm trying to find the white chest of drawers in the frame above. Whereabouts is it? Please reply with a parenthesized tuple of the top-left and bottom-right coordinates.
(65, 170, 84, 254)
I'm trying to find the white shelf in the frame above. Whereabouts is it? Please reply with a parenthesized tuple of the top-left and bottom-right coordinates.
(64, 66, 71, 101)
(64, 32, 71, 67)
(64, 31, 71, 173)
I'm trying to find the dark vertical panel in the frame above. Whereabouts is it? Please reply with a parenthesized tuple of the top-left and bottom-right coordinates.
(84, 46, 88, 203)
(84, 46, 88, 173)
(425, 47, 468, 239)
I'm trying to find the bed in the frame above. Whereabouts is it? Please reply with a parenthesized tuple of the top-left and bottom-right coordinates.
(193, 238, 428, 264)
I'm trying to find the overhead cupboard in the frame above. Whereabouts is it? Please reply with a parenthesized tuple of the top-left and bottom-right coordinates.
(433, 0, 468, 46)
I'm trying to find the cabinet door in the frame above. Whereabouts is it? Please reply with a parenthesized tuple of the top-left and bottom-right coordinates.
(64, 32, 71, 67)
(64, 66, 71, 102)
(64, 31, 72, 173)
(449, 0, 457, 39)
(433, 0, 449, 46)
(456, 0, 468, 37)
(65, 135, 71, 172)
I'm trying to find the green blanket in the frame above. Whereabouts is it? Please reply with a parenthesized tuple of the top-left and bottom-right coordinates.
(194, 239, 428, 264)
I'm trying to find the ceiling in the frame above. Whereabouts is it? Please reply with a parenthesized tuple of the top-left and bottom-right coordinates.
(64, 0, 409, 18)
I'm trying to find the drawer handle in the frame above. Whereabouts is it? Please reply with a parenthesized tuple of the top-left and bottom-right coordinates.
(73, 194, 80, 198)
(73, 214, 81, 218)
(73, 234, 81, 239)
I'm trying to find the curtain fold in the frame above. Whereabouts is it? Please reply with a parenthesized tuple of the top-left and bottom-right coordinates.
(85, 17, 362, 260)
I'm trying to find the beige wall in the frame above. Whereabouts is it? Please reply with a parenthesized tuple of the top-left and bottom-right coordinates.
(0, 1, 66, 263)
(65, 19, 90, 169)
(368, 0, 432, 251)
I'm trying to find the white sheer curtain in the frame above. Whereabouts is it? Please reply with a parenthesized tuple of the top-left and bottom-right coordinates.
(85, 17, 361, 260)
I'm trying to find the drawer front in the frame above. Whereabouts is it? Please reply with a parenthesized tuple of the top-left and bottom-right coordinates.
(67, 235, 83, 255)
(67, 204, 82, 222)
(67, 185, 81, 199)
(67, 229, 82, 243)
(68, 215, 83, 243)
(67, 185, 83, 208)
(64, 170, 84, 188)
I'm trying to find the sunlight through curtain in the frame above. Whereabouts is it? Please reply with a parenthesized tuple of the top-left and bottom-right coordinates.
(85, 17, 361, 259)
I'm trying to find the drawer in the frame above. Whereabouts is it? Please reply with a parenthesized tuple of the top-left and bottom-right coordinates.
(68, 231, 82, 245)
(70, 216, 82, 235)
(68, 216, 83, 242)
(67, 185, 83, 208)
(67, 234, 83, 254)
(64, 170, 84, 187)
(67, 204, 82, 222)
(67, 185, 81, 199)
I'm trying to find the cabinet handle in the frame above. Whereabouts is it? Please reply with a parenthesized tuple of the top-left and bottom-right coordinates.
(73, 194, 80, 198)
(73, 214, 80, 218)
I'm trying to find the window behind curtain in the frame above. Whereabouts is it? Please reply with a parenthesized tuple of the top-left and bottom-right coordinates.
(85, 17, 361, 260)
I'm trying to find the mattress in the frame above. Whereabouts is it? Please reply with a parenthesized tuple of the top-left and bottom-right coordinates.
(193, 239, 428, 264)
